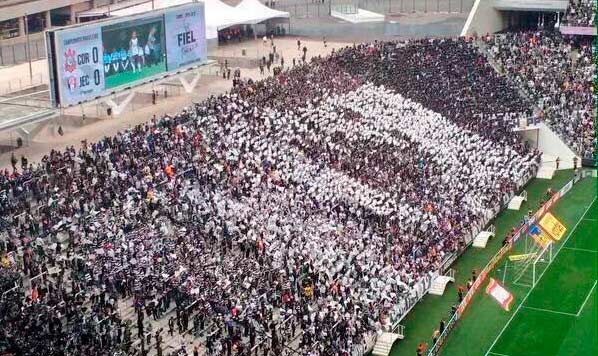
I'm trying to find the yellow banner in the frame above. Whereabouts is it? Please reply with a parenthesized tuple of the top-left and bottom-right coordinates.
(539, 212, 567, 241)
(508, 253, 537, 262)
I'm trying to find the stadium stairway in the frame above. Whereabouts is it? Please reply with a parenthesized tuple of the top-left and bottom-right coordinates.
(507, 190, 527, 210)
(472, 225, 496, 248)
(372, 332, 404, 356)
(536, 165, 556, 179)
(428, 270, 455, 296)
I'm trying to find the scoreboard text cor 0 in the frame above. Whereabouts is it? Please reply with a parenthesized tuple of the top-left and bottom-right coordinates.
(46, 2, 207, 107)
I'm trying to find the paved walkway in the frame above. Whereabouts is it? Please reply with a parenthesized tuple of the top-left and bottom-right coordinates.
(0, 37, 349, 171)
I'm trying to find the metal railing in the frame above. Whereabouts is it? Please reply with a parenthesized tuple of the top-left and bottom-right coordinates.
(0, 38, 45, 65)
(445, 268, 455, 281)
(331, 3, 358, 13)
(270, 0, 473, 18)
(392, 322, 405, 335)
(1, 283, 19, 300)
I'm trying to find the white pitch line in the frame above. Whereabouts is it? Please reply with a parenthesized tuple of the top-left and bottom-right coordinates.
(484, 197, 597, 356)
(488, 352, 512, 356)
(576, 280, 597, 317)
(583, 218, 598, 221)
(522, 305, 577, 317)
(513, 281, 532, 288)
(562, 247, 598, 253)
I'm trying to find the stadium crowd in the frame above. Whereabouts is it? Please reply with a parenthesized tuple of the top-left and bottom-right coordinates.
(483, 30, 595, 160)
(563, 0, 596, 27)
(333, 38, 534, 148)
(1, 38, 540, 356)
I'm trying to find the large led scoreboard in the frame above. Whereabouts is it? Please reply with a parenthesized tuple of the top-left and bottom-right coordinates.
(46, 2, 207, 107)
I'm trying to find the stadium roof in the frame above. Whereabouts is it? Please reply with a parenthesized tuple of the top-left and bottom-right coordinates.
(493, 0, 568, 12)
(77, 0, 289, 40)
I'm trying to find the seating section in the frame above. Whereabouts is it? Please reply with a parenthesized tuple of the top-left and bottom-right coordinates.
(482, 31, 595, 161)
(0, 38, 542, 355)
(563, 0, 596, 27)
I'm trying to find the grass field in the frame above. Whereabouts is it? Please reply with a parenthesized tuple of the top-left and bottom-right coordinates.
(105, 62, 167, 89)
(485, 196, 597, 356)
(391, 171, 598, 356)
(391, 171, 581, 356)
(439, 175, 597, 356)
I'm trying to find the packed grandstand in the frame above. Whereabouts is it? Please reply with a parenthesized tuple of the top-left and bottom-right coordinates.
(483, 31, 595, 160)
(0, 2, 595, 356)
(562, 0, 595, 27)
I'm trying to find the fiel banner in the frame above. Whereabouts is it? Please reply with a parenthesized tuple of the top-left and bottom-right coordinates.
(539, 212, 567, 241)
(456, 244, 511, 317)
(486, 278, 514, 311)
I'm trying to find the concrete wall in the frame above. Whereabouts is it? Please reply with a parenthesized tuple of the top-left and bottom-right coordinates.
(69, 1, 94, 23)
(93, 0, 114, 6)
(0, 0, 90, 22)
(493, 0, 568, 12)
(461, 0, 509, 36)
(522, 123, 580, 170)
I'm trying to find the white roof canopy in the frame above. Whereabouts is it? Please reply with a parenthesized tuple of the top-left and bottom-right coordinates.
(234, 0, 290, 24)
(77, 0, 289, 40)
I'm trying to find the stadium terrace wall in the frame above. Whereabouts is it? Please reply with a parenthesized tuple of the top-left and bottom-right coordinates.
(425, 173, 584, 356)
(461, 0, 509, 36)
(559, 26, 598, 36)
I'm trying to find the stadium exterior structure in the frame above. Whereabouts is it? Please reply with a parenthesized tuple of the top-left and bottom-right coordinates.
(0, 0, 146, 40)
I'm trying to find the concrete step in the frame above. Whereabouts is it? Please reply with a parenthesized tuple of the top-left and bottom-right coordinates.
(536, 166, 556, 180)
(473, 231, 493, 248)
(428, 276, 454, 296)
(372, 332, 401, 356)
(507, 195, 525, 210)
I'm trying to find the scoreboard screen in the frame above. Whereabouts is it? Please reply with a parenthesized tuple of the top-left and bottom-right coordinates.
(53, 27, 104, 105)
(46, 2, 207, 107)
(101, 15, 166, 90)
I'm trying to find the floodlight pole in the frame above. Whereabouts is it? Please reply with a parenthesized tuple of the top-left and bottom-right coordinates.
(152, 0, 155, 10)
(24, 13, 33, 83)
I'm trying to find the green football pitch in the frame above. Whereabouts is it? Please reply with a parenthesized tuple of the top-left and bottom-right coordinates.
(105, 62, 167, 89)
(484, 196, 597, 356)
(440, 176, 597, 356)
(390, 172, 597, 356)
